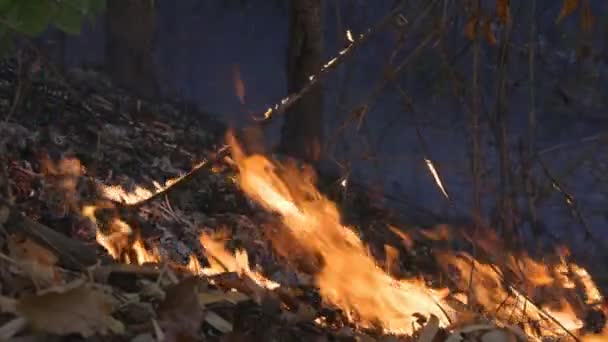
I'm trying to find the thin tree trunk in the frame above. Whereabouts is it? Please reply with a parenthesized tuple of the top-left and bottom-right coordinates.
(105, 0, 159, 100)
(279, 0, 324, 163)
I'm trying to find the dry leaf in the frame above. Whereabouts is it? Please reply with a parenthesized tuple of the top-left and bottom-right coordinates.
(0, 316, 27, 340)
(580, 1, 595, 33)
(205, 311, 233, 333)
(496, 0, 511, 25)
(199, 289, 249, 305)
(157, 276, 205, 341)
(16, 281, 124, 337)
(556, 0, 580, 24)
(7, 235, 62, 287)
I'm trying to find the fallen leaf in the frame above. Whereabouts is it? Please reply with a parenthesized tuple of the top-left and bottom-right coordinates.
(157, 276, 205, 341)
(556, 0, 580, 24)
(205, 311, 233, 333)
(16, 281, 124, 337)
(7, 235, 62, 287)
(0, 316, 27, 340)
(199, 289, 250, 305)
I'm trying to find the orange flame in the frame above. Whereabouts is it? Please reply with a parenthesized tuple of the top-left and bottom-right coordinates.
(48, 145, 602, 339)
(199, 233, 280, 290)
(435, 244, 604, 338)
(227, 132, 451, 334)
(82, 204, 160, 265)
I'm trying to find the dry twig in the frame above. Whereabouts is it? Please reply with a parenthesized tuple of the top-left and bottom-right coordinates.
(252, 0, 411, 124)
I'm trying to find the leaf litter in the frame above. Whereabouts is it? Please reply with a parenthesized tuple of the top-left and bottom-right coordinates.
(16, 280, 125, 338)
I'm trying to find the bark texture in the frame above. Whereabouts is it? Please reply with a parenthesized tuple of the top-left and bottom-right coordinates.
(105, 0, 159, 100)
(278, 0, 324, 163)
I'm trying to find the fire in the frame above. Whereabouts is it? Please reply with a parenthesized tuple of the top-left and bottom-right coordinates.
(85, 171, 280, 292)
(433, 232, 605, 338)
(131, 239, 161, 265)
(82, 204, 160, 265)
(41, 145, 604, 338)
(100, 184, 156, 205)
(199, 233, 280, 290)
(100, 176, 184, 205)
(227, 132, 451, 334)
(437, 252, 586, 337)
(226, 131, 605, 337)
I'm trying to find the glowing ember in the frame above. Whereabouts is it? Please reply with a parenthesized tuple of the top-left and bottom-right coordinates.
(227, 132, 451, 334)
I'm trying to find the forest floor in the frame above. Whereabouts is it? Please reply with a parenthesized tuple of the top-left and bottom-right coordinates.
(0, 59, 606, 341)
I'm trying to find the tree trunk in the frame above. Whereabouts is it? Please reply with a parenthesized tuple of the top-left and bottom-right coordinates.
(105, 0, 159, 100)
(278, 0, 324, 163)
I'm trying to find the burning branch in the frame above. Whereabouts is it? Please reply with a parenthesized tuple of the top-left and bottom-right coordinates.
(108, 145, 230, 210)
